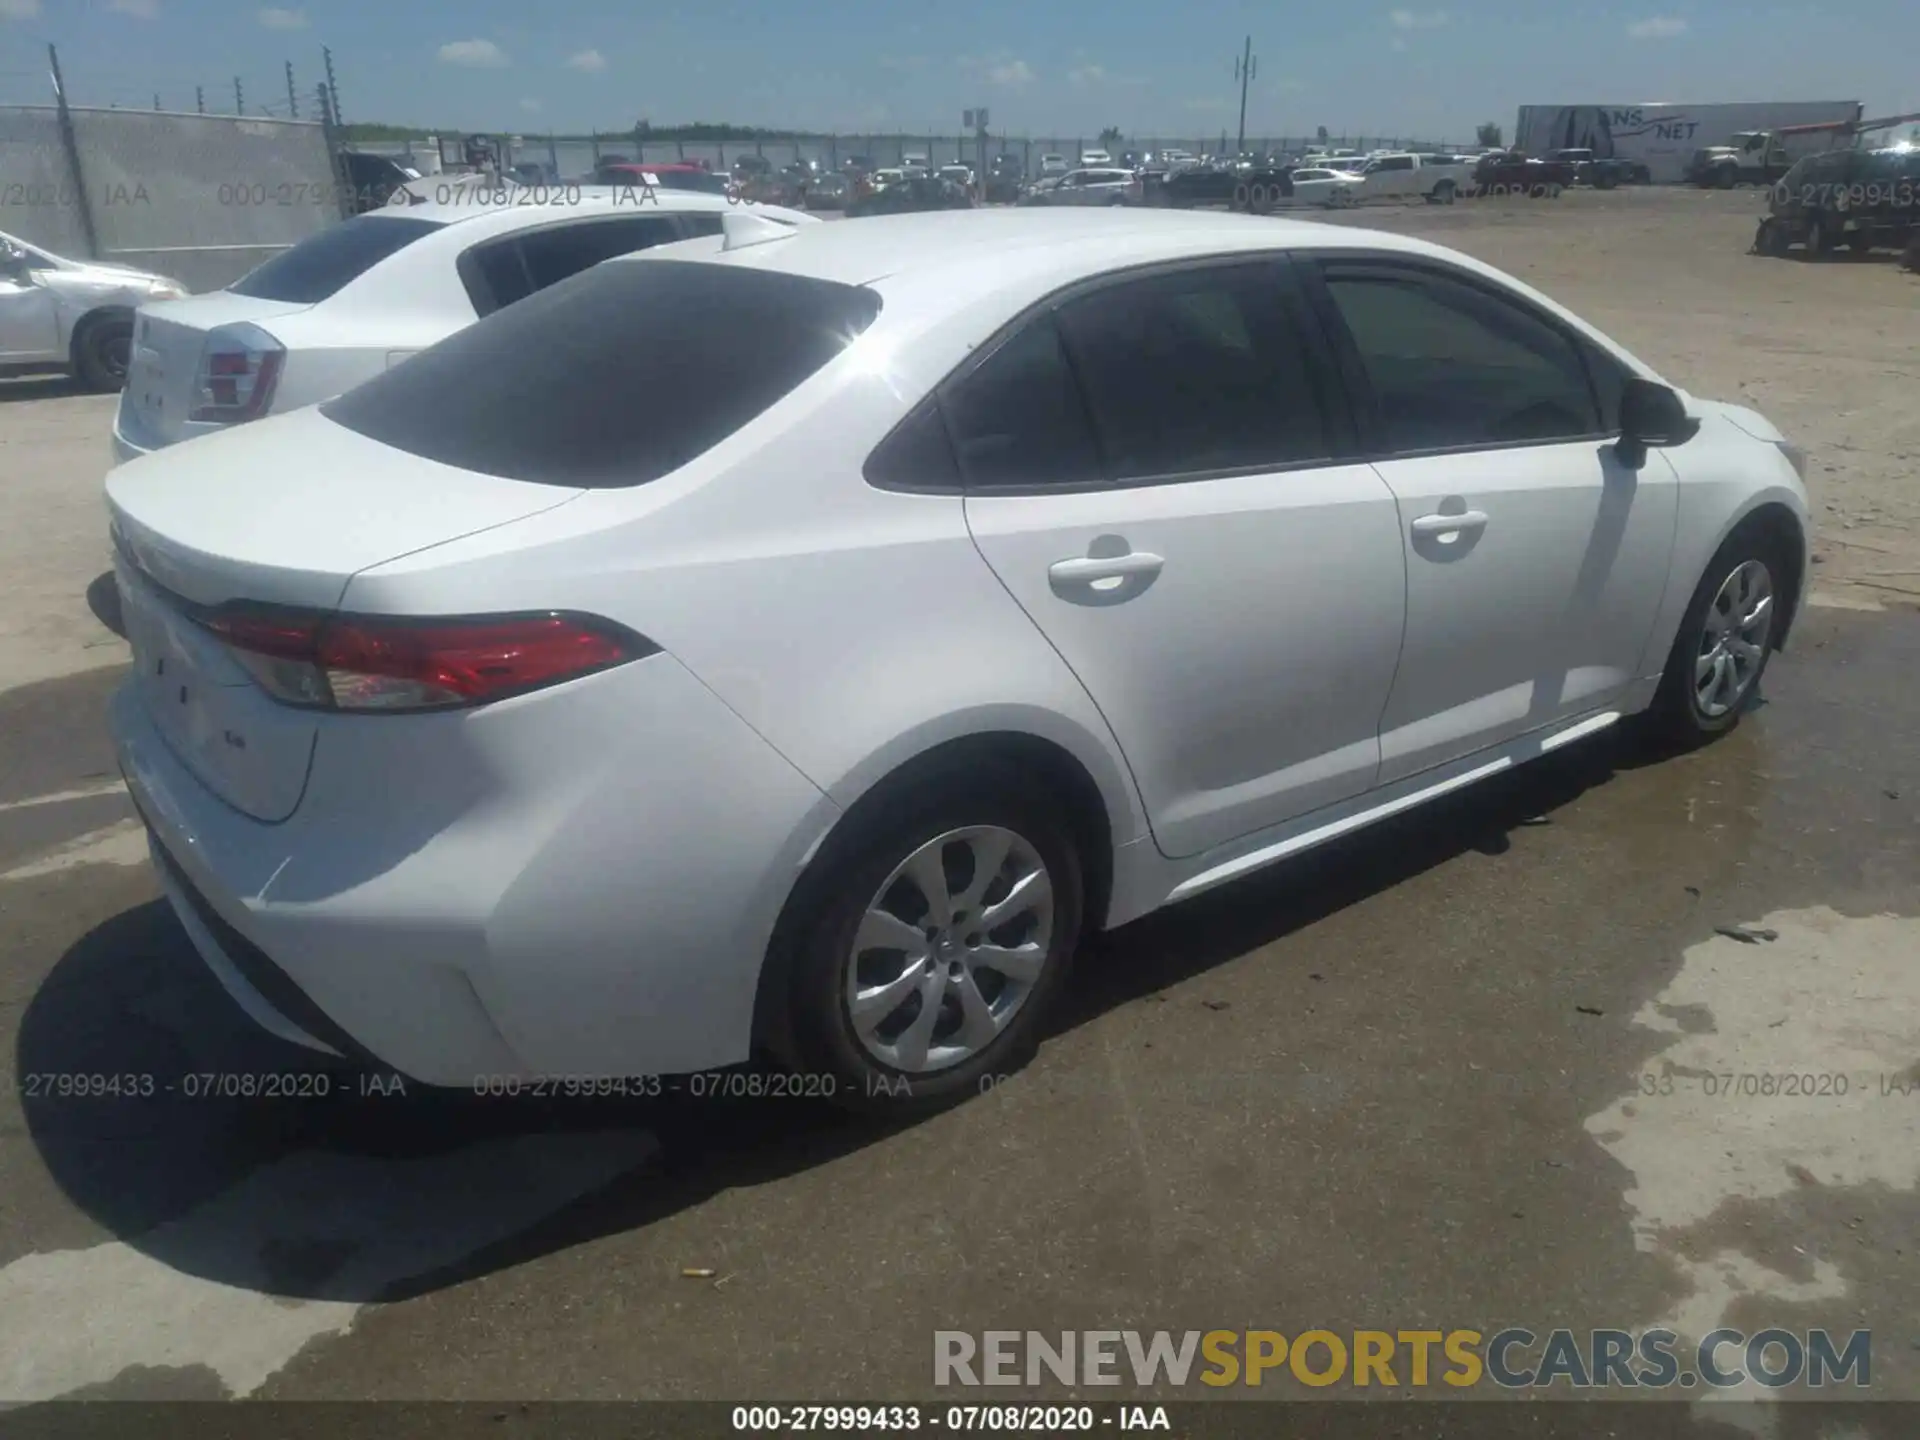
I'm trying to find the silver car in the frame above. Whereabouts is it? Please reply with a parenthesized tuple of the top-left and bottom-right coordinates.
(0, 230, 188, 390)
(1021, 167, 1140, 207)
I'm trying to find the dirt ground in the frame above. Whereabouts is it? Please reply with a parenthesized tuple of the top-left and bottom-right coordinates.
(1311, 186, 1920, 612)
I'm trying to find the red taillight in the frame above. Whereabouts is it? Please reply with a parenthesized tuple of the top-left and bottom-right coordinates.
(190, 322, 285, 424)
(196, 606, 654, 712)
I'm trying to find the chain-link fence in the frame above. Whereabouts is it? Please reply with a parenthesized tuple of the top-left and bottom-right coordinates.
(0, 105, 339, 293)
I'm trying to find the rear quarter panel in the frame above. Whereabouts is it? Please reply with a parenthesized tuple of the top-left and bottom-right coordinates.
(338, 305, 1153, 858)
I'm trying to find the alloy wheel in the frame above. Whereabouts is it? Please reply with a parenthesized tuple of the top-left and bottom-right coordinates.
(844, 825, 1054, 1074)
(1694, 559, 1773, 719)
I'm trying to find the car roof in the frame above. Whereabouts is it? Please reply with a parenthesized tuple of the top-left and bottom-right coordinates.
(363, 186, 782, 238)
(623, 206, 1458, 294)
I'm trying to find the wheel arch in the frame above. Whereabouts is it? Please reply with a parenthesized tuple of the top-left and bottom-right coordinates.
(750, 725, 1130, 1064)
(67, 302, 136, 361)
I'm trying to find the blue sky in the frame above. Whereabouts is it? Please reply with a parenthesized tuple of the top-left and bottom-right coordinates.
(0, 0, 1910, 142)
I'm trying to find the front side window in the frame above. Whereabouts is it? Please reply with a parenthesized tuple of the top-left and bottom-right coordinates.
(1318, 263, 1601, 452)
(1055, 263, 1332, 478)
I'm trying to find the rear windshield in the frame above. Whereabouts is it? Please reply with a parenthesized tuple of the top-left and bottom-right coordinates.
(321, 258, 882, 487)
(228, 214, 445, 303)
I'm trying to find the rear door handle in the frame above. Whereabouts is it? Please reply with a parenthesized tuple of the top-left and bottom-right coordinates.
(1048, 552, 1165, 584)
(1410, 510, 1489, 537)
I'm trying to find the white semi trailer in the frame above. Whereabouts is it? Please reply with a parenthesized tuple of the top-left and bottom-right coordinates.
(1514, 101, 1863, 184)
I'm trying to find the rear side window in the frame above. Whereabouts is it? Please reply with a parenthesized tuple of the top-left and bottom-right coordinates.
(228, 215, 445, 303)
(322, 259, 882, 487)
(941, 316, 1102, 488)
(1055, 263, 1332, 477)
(460, 215, 685, 316)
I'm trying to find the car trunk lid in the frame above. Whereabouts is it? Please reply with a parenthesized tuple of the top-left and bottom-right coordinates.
(107, 407, 584, 821)
(120, 291, 310, 451)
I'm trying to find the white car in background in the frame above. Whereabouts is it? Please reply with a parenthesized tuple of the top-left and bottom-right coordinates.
(1, 229, 188, 391)
(1078, 149, 1113, 167)
(1283, 167, 1366, 207)
(1039, 154, 1069, 177)
(111, 191, 815, 463)
(106, 208, 1809, 1113)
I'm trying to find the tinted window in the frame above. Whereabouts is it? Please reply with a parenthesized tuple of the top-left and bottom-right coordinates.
(1057, 264, 1331, 477)
(228, 214, 445, 303)
(1321, 265, 1600, 451)
(518, 216, 681, 292)
(1581, 343, 1631, 433)
(865, 400, 961, 491)
(462, 216, 683, 316)
(942, 316, 1101, 488)
(322, 260, 882, 488)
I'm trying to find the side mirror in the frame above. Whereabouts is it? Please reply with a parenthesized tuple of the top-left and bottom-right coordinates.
(0, 243, 29, 276)
(1615, 377, 1698, 467)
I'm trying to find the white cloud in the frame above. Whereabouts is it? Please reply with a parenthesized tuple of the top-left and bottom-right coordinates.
(519, 97, 542, 113)
(108, 0, 159, 15)
(1389, 8, 1449, 27)
(1184, 96, 1229, 113)
(0, 0, 42, 18)
(566, 47, 606, 72)
(1627, 15, 1688, 37)
(439, 38, 508, 68)
(878, 54, 926, 71)
(1068, 63, 1106, 85)
(988, 58, 1034, 85)
(256, 5, 305, 25)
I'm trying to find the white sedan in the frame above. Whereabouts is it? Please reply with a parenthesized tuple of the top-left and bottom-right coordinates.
(1, 229, 188, 390)
(111, 189, 815, 463)
(1285, 166, 1366, 207)
(106, 208, 1810, 1112)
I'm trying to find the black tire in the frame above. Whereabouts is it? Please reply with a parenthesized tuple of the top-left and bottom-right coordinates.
(1847, 228, 1875, 255)
(1716, 166, 1737, 190)
(1430, 179, 1455, 205)
(1547, 182, 1564, 199)
(776, 763, 1086, 1115)
(1596, 171, 1619, 191)
(72, 313, 133, 392)
(1755, 218, 1791, 258)
(1643, 527, 1788, 750)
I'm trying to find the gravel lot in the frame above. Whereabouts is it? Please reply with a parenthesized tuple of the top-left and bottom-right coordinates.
(0, 187, 1914, 1423)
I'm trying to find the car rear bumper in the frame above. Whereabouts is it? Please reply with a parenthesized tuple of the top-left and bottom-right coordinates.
(110, 652, 839, 1087)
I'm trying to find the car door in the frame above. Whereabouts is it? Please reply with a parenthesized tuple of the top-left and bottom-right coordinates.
(0, 246, 60, 361)
(1301, 253, 1678, 785)
(951, 258, 1409, 859)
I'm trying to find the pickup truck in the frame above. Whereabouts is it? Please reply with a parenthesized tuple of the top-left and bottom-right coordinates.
(1355, 152, 1471, 203)
(1548, 148, 1651, 189)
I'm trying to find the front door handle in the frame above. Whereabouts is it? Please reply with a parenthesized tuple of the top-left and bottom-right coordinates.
(1410, 510, 1489, 537)
(1048, 552, 1165, 585)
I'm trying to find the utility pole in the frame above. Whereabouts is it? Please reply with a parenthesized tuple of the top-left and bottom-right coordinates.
(153, 92, 161, 111)
(285, 60, 298, 118)
(1232, 36, 1256, 156)
(234, 76, 244, 115)
(323, 45, 341, 126)
(46, 45, 101, 258)
(196, 84, 204, 114)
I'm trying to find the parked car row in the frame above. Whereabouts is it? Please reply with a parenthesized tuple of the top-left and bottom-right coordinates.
(101, 204, 1811, 1115)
